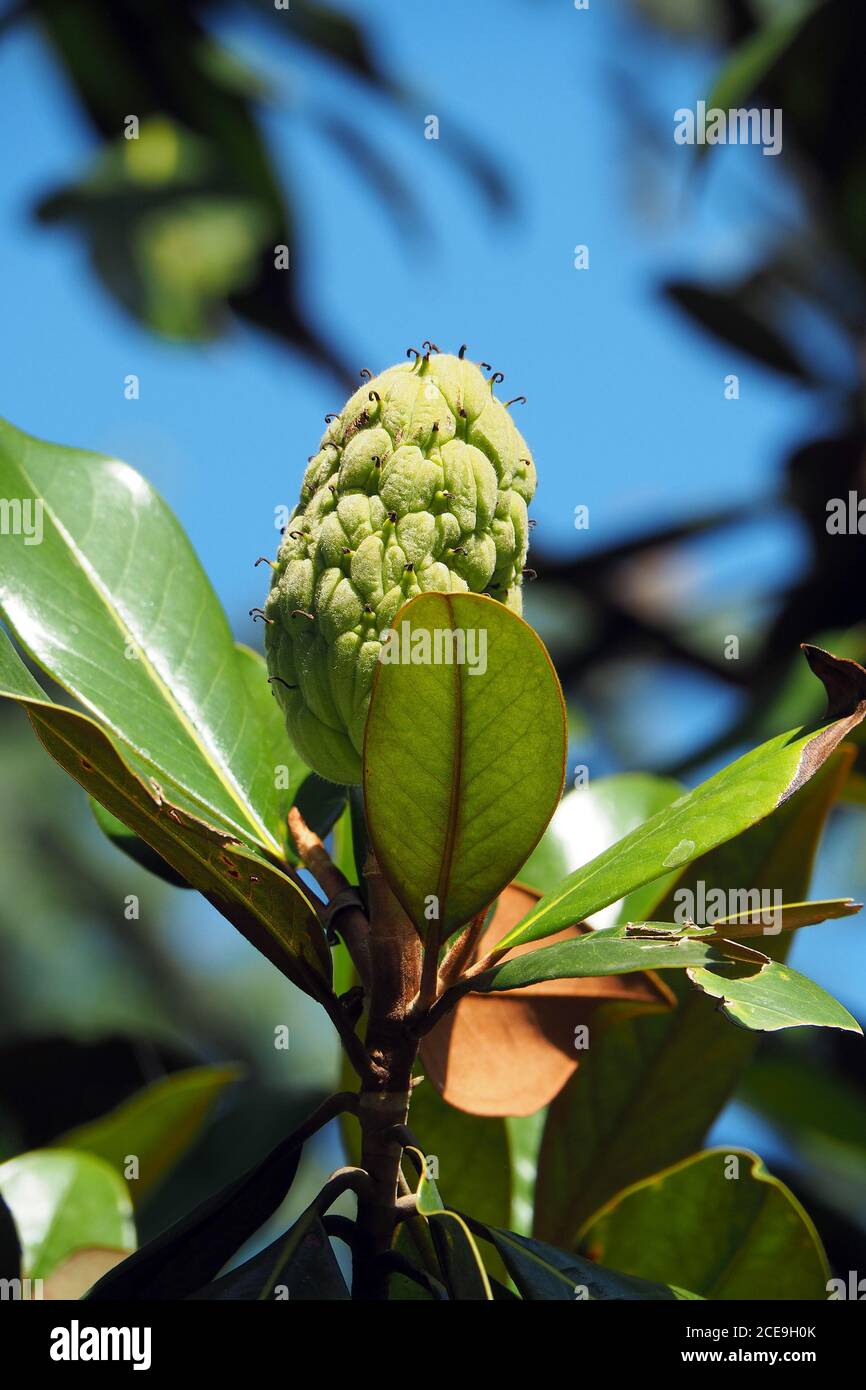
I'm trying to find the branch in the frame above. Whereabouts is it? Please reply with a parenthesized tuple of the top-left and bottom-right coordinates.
(288, 805, 372, 988)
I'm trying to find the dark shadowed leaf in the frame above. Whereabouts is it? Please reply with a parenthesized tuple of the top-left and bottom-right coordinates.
(0, 1193, 20, 1281)
(86, 1120, 310, 1299)
(59, 1065, 242, 1206)
(193, 1209, 349, 1301)
(466, 1222, 699, 1301)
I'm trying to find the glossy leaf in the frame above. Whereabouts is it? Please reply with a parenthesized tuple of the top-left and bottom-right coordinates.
(0, 626, 330, 996)
(409, 1149, 493, 1301)
(688, 960, 862, 1034)
(497, 646, 866, 951)
(59, 1065, 242, 1205)
(626, 897, 861, 939)
(533, 750, 854, 1244)
(0, 417, 292, 858)
(469, 924, 765, 993)
(467, 1223, 699, 1301)
(520, 772, 684, 926)
(193, 1209, 349, 1301)
(364, 592, 567, 945)
(0, 1150, 134, 1280)
(578, 1149, 829, 1300)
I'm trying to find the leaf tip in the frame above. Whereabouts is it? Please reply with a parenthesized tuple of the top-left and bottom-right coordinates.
(801, 644, 866, 721)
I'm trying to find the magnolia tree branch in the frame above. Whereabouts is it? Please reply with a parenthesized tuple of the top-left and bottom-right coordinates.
(288, 805, 373, 989)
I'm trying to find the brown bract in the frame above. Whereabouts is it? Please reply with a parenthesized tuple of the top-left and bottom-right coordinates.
(419, 883, 674, 1117)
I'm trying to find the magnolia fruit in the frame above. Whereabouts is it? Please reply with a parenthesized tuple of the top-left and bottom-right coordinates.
(264, 348, 537, 783)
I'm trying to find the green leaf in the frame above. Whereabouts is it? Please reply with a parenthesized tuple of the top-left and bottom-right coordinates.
(520, 773, 684, 925)
(193, 1209, 349, 1301)
(533, 748, 854, 1245)
(0, 627, 331, 997)
(86, 1116, 310, 1299)
(59, 1065, 243, 1205)
(0, 1150, 135, 1280)
(406, 1079, 511, 1234)
(0, 417, 293, 858)
(364, 592, 566, 943)
(578, 1149, 829, 1300)
(467, 1223, 699, 1301)
(409, 1148, 493, 1301)
(496, 646, 866, 950)
(628, 896, 861, 939)
(88, 797, 192, 888)
(469, 924, 765, 993)
(688, 960, 862, 1034)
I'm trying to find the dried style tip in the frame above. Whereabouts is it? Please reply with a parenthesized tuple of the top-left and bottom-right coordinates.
(254, 556, 276, 569)
(249, 608, 273, 624)
(490, 371, 505, 385)
(406, 347, 420, 361)
(368, 390, 381, 402)
(325, 413, 339, 423)
(505, 396, 527, 407)
(291, 609, 316, 621)
(801, 645, 866, 721)
(268, 675, 297, 690)
(359, 368, 373, 381)
(422, 341, 440, 353)
(522, 567, 538, 581)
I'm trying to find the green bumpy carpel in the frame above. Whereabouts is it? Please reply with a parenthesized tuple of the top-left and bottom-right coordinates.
(264, 350, 537, 784)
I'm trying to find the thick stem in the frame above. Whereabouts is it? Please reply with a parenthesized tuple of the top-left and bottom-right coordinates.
(353, 854, 422, 1301)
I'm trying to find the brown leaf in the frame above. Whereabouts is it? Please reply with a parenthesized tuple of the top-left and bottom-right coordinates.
(419, 884, 673, 1117)
(41, 1247, 131, 1300)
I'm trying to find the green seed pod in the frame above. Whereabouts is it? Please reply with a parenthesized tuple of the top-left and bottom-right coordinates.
(264, 350, 537, 783)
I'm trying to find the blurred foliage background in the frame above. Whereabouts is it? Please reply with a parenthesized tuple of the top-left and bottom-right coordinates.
(2, 0, 866, 1276)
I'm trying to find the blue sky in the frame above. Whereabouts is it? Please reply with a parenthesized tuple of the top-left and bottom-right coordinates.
(1, 0, 816, 632)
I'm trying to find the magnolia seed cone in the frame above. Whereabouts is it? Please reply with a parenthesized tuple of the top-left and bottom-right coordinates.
(419, 884, 675, 1117)
(264, 350, 537, 783)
